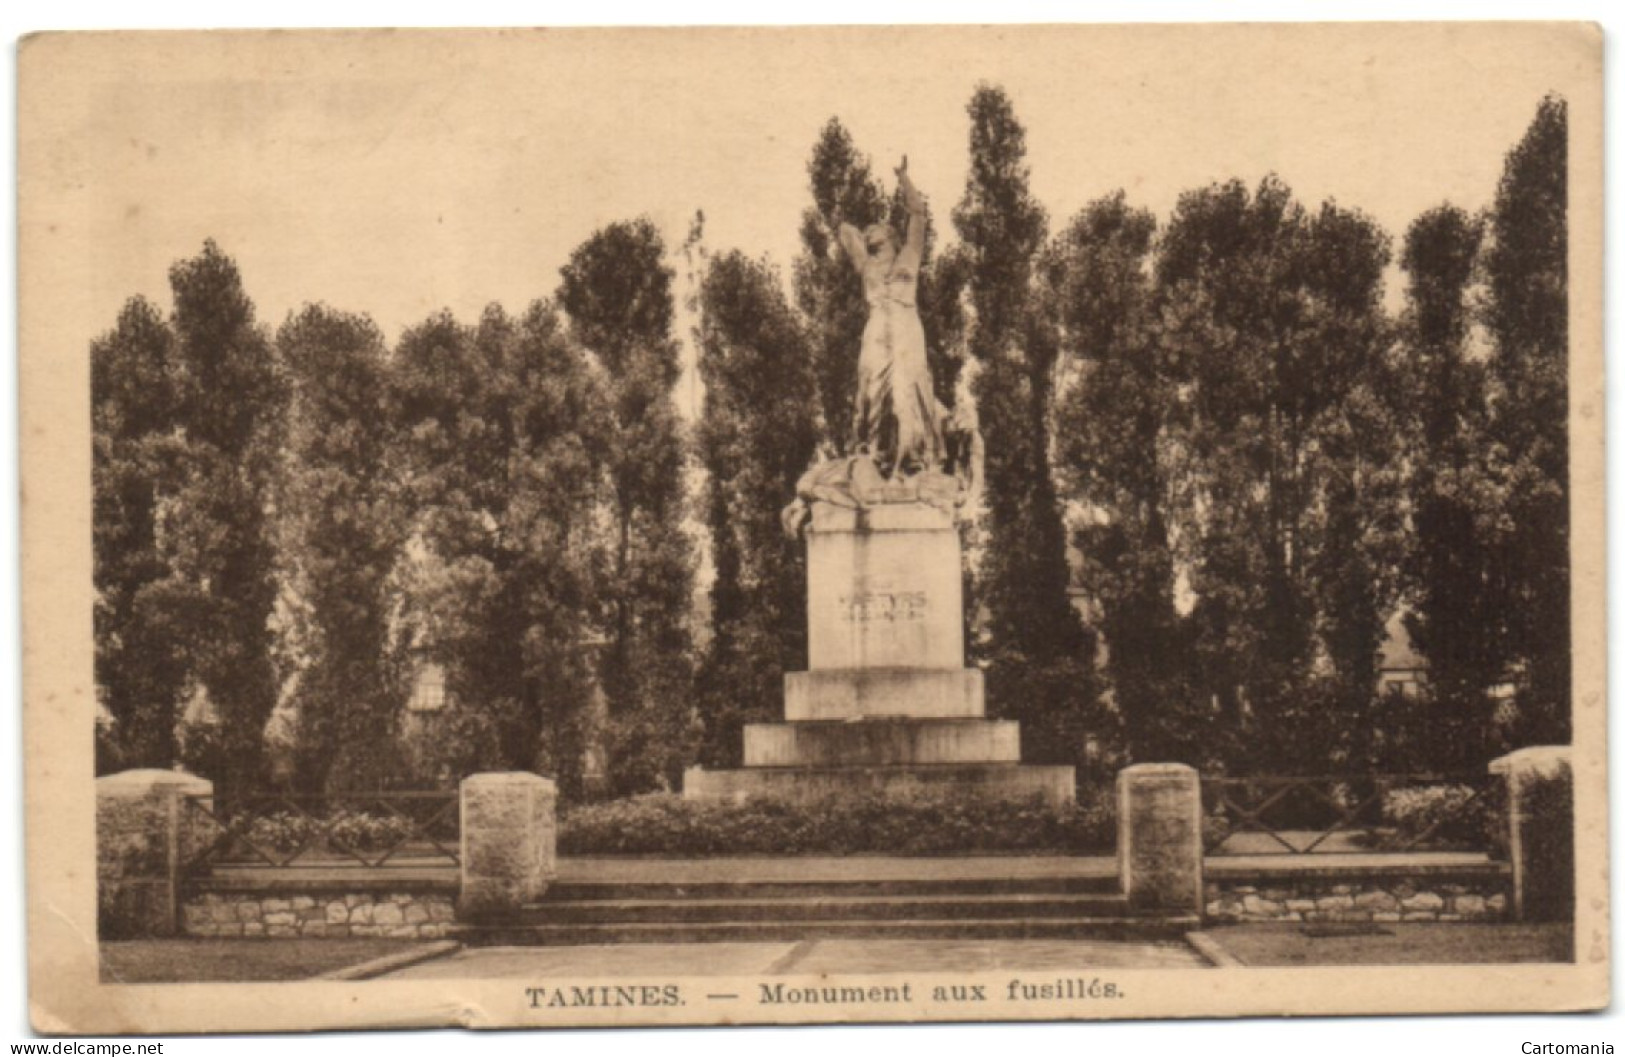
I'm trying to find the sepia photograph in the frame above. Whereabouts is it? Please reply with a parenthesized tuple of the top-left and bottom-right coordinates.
(16, 18, 1606, 1035)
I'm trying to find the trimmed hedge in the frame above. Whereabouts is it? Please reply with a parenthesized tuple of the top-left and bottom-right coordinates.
(1381, 783, 1504, 852)
(236, 809, 420, 855)
(558, 789, 1114, 856)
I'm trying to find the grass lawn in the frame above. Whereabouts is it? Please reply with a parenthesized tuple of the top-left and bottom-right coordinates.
(100, 938, 431, 983)
(1203, 922, 1573, 966)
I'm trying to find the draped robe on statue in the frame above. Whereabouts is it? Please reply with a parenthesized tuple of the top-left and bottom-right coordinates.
(848, 227, 944, 476)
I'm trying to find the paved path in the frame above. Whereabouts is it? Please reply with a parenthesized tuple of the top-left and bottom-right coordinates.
(381, 936, 1207, 979)
(1194, 922, 1571, 966)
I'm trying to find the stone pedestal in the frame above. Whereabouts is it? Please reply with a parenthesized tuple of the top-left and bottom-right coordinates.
(685, 500, 1074, 806)
(1489, 746, 1574, 922)
(805, 503, 967, 670)
(459, 772, 557, 919)
(96, 769, 214, 937)
(1117, 763, 1202, 915)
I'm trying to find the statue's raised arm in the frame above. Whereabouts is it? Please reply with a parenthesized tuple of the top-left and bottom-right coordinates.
(896, 157, 926, 265)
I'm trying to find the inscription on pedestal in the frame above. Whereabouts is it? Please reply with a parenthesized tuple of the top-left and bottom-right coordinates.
(839, 589, 927, 623)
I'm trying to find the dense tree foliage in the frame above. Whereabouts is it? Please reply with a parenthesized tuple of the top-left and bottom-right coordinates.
(392, 303, 608, 795)
(1047, 194, 1199, 766)
(558, 220, 697, 794)
(92, 296, 187, 770)
(1295, 204, 1407, 772)
(1397, 205, 1503, 770)
(1483, 95, 1570, 747)
(953, 85, 1102, 772)
(161, 242, 285, 794)
(275, 305, 408, 792)
(695, 251, 821, 766)
(1151, 180, 1400, 771)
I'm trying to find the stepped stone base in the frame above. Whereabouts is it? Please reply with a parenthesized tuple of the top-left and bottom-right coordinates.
(785, 667, 984, 720)
(690, 498, 1076, 811)
(743, 719, 1019, 767)
(682, 763, 1075, 806)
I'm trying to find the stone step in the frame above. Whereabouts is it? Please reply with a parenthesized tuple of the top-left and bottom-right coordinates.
(453, 861, 1205, 946)
(543, 874, 1119, 901)
(456, 916, 1197, 946)
(682, 762, 1075, 806)
(522, 892, 1132, 925)
(743, 718, 1020, 766)
(784, 667, 984, 721)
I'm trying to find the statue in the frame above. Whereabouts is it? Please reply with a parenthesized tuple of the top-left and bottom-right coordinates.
(781, 158, 983, 538)
(840, 157, 943, 477)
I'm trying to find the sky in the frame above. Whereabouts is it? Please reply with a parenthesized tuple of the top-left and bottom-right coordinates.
(21, 23, 1594, 373)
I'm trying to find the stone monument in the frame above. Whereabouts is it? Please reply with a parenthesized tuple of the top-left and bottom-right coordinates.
(683, 159, 1075, 806)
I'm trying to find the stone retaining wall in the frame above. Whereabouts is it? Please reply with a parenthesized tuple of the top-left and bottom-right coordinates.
(1205, 877, 1508, 923)
(183, 889, 457, 939)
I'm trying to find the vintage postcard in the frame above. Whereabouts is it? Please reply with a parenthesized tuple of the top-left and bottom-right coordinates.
(19, 22, 1606, 1034)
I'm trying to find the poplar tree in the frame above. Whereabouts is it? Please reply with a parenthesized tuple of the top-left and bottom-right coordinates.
(275, 305, 409, 791)
(558, 220, 697, 793)
(161, 242, 285, 792)
(953, 84, 1099, 770)
(92, 297, 187, 769)
(793, 118, 889, 453)
(694, 251, 821, 766)
(1483, 95, 1570, 746)
(1297, 203, 1406, 771)
(1398, 205, 1502, 769)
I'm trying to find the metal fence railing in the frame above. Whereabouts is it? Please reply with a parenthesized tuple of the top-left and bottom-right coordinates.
(183, 791, 460, 872)
(1200, 774, 1505, 857)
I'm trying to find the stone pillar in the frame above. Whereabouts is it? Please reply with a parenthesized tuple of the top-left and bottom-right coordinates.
(96, 769, 214, 937)
(1489, 746, 1574, 922)
(1117, 763, 1203, 915)
(459, 772, 557, 919)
